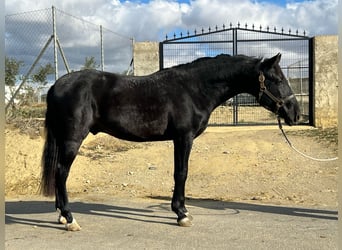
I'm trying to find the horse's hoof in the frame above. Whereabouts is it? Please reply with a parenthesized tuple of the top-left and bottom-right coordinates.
(66, 219, 81, 231)
(177, 216, 193, 227)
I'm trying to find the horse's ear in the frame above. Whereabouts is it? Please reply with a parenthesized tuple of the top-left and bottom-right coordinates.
(260, 53, 281, 69)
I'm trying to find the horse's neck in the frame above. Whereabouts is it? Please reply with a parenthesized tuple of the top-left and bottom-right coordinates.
(192, 64, 258, 109)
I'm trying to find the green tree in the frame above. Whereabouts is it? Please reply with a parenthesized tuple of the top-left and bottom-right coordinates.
(5, 57, 24, 86)
(32, 63, 54, 85)
(81, 56, 99, 70)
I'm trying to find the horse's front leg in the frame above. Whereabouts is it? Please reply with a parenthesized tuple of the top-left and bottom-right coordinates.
(172, 134, 193, 227)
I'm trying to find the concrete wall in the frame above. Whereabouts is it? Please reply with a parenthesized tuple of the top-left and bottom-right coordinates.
(133, 42, 159, 76)
(313, 35, 338, 128)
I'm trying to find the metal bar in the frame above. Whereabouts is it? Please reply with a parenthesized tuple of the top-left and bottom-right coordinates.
(56, 37, 70, 73)
(237, 38, 310, 42)
(5, 36, 53, 113)
(164, 27, 235, 42)
(130, 37, 134, 74)
(163, 37, 309, 45)
(125, 38, 134, 75)
(236, 38, 310, 42)
(233, 28, 237, 55)
(164, 41, 233, 45)
(52, 6, 58, 80)
(308, 37, 315, 126)
(163, 27, 309, 43)
(286, 66, 309, 70)
(295, 93, 310, 97)
(233, 28, 238, 125)
(237, 27, 308, 38)
(100, 25, 104, 71)
(159, 42, 164, 70)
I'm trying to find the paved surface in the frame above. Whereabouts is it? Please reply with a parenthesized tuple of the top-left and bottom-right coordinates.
(5, 196, 337, 249)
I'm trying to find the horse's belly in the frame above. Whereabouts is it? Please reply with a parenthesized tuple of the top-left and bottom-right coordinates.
(103, 113, 171, 141)
(125, 118, 168, 137)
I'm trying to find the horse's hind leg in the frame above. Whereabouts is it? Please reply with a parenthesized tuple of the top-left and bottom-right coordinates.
(55, 139, 83, 231)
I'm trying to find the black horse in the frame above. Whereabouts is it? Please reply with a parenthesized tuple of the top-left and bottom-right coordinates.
(41, 53, 300, 231)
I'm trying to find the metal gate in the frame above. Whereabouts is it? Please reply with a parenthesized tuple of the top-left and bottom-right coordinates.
(159, 23, 312, 125)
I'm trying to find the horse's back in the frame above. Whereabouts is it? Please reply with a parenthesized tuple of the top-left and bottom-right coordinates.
(51, 69, 109, 96)
(46, 69, 210, 141)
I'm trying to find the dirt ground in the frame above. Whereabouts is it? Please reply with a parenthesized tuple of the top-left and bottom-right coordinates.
(5, 121, 338, 208)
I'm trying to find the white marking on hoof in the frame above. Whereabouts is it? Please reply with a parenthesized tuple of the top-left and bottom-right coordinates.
(178, 217, 193, 227)
(56, 209, 67, 225)
(59, 215, 67, 225)
(184, 212, 193, 221)
(66, 219, 81, 231)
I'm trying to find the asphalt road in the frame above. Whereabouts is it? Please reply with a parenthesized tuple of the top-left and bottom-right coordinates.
(5, 196, 337, 250)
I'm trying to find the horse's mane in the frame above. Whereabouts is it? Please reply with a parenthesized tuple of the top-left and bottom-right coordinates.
(170, 54, 261, 71)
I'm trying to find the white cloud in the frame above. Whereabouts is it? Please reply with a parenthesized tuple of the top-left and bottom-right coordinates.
(179, 0, 337, 36)
(5, 0, 338, 74)
(283, 0, 338, 35)
(6, 0, 338, 40)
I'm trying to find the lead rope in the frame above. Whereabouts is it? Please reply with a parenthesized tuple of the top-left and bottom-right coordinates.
(277, 117, 338, 162)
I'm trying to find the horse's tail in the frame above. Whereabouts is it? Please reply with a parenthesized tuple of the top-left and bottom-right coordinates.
(40, 87, 59, 197)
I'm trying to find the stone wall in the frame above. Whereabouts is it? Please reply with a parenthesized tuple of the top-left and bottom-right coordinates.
(133, 42, 159, 76)
(313, 35, 338, 128)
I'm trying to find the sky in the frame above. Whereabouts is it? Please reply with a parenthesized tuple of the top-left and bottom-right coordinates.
(4, 0, 339, 75)
(5, 0, 338, 41)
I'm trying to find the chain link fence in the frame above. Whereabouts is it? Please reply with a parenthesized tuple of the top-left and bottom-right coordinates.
(5, 6, 133, 117)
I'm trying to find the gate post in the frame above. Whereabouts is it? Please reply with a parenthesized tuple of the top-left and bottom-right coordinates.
(308, 37, 314, 126)
(159, 42, 164, 70)
(232, 28, 238, 125)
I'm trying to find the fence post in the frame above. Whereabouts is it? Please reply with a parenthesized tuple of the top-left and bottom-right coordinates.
(56, 37, 71, 73)
(100, 25, 104, 71)
(52, 6, 58, 80)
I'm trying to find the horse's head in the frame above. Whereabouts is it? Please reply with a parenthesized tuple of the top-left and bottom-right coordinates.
(257, 53, 300, 125)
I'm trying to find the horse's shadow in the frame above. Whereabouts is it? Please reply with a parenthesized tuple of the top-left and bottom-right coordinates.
(5, 199, 176, 230)
(146, 196, 337, 221)
(5, 197, 337, 230)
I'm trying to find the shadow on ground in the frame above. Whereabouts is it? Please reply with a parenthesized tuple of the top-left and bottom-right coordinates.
(5, 197, 337, 230)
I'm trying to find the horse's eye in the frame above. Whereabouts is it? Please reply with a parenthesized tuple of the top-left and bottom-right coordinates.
(275, 78, 283, 85)
(269, 79, 281, 85)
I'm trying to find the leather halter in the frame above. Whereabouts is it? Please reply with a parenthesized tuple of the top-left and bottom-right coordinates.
(258, 71, 295, 113)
